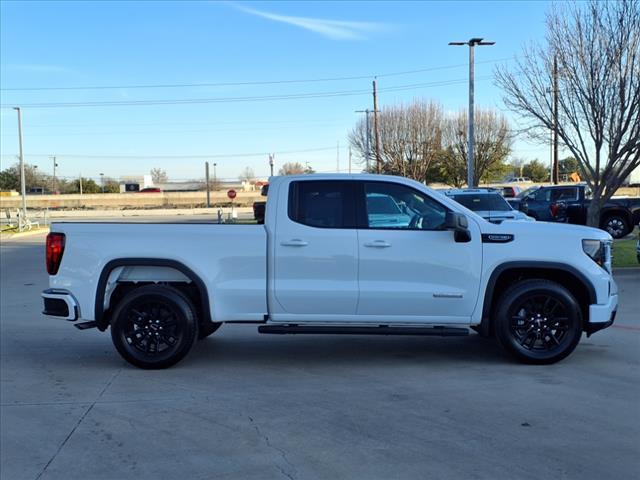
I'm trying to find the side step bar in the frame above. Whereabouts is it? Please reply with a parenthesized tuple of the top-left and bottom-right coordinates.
(258, 325, 469, 336)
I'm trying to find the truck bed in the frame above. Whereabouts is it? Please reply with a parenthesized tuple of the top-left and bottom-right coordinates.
(49, 222, 268, 322)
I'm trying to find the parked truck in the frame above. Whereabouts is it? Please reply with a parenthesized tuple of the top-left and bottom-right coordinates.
(508, 184, 640, 238)
(42, 175, 618, 369)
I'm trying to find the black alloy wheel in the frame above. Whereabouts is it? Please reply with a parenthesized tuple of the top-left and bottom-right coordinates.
(494, 280, 582, 364)
(111, 285, 198, 369)
(603, 215, 629, 239)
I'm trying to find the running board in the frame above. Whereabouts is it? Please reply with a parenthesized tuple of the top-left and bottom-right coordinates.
(74, 321, 98, 330)
(258, 325, 469, 336)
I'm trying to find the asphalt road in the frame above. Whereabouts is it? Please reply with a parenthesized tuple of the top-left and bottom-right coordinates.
(1, 233, 639, 480)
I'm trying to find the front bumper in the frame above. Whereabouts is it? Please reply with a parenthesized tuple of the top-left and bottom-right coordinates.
(585, 293, 618, 336)
(42, 289, 79, 321)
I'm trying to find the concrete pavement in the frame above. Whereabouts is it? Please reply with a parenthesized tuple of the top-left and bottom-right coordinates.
(1, 234, 639, 480)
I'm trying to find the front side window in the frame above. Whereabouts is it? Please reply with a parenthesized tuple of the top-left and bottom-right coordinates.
(363, 182, 448, 230)
(288, 181, 355, 228)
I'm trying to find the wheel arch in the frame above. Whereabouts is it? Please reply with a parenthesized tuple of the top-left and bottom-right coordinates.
(600, 207, 632, 226)
(95, 258, 213, 331)
(478, 262, 597, 337)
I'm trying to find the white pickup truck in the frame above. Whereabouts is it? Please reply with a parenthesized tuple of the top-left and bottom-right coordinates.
(42, 174, 618, 369)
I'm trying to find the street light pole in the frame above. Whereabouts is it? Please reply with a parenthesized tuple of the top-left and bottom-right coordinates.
(100, 173, 104, 193)
(269, 154, 274, 176)
(449, 38, 495, 187)
(13, 107, 27, 229)
(51, 156, 58, 193)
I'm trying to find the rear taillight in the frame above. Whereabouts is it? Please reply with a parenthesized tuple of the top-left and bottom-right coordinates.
(46, 233, 65, 275)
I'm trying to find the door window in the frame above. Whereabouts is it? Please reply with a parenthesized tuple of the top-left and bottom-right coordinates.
(363, 182, 448, 230)
(288, 181, 356, 228)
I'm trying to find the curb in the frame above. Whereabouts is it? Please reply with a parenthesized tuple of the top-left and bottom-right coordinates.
(0, 228, 50, 241)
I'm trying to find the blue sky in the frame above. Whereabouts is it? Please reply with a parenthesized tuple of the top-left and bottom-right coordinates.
(1, 1, 552, 182)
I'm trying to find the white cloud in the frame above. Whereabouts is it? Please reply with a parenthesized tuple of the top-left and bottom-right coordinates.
(233, 4, 388, 40)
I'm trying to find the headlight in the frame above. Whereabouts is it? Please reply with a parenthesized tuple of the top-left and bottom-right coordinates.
(582, 239, 612, 273)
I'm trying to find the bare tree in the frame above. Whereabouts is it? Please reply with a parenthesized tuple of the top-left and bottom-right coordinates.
(495, 0, 640, 227)
(238, 166, 256, 182)
(278, 162, 314, 175)
(349, 100, 443, 181)
(150, 168, 168, 184)
(441, 108, 513, 187)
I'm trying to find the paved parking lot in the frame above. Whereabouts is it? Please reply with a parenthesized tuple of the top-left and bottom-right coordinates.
(1, 233, 639, 480)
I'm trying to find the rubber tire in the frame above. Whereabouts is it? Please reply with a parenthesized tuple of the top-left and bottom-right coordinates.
(601, 214, 629, 239)
(198, 322, 222, 339)
(110, 285, 199, 369)
(494, 279, 583, 365)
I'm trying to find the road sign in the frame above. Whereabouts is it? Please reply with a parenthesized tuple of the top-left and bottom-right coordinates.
(227, 189, 237, 200)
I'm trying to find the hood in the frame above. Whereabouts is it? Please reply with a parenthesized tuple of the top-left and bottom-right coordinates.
(481, 217, 612, 242)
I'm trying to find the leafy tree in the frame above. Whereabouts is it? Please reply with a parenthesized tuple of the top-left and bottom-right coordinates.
(496, 0, 640, 227)
(68, 178, 101, 194)
(522, 160, 550, 182)
(278, 162, 314, 175)
(558, 156, 579, 175)
(0, 163, 48, 191)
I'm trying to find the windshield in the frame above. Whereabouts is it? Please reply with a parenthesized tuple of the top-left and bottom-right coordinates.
(516, 186, 540, 199)
(366, 194, 402, 215)
(451, 193, 512, 212)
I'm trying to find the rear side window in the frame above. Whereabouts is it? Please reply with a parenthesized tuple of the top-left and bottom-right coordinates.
(288, 181, 356, 228)
(451, 193, 512, 212)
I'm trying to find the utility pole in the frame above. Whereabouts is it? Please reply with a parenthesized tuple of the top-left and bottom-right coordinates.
(13, 107, 27, 229)
(205, 161, 211, 207)
(449, 38, 495, 187)
(553, 54, 559, 185)
(79, 173, 83, 195)
(269, 154, 274, 176)
(213, 162, 217, 190)
(51, 156, 58, 193)
(100, 173, 104, 193)
(355, 109, 373, 171)
(372, 80, 382, 173)
(348, 146, 352, 174)
(336, 141, 340, 173)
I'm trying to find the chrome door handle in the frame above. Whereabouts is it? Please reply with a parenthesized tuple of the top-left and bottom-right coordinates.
(363, 240, 391, 248)
(280, 239, 308, 247)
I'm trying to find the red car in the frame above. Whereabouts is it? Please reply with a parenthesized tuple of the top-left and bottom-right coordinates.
(139, 187, 162, 193)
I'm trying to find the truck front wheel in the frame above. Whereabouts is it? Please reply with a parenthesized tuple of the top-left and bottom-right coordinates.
(110, 285, 199, 369)
(494, 280, 582, 364)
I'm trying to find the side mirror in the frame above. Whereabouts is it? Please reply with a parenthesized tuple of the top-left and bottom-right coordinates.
(445, 212, 471, 243)
(445, 211, 468, 230)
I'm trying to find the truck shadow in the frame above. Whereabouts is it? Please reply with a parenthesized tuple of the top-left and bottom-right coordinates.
(185, 329, 512, 368)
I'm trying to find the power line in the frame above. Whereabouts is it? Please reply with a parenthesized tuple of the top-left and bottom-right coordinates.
(0, 146, 337, 160)
(0, 76, 490, 109)
(0, 58, 509, 92)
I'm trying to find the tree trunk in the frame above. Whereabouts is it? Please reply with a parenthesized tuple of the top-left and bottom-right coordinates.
(586, 195, 603, 228)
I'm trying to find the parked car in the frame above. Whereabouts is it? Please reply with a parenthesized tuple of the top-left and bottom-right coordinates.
(504, 177, 531, 183)
(499, 185, 523, 198)
(42, 174, 617, 369)
(253, 184, 268, 224)
(139, 187, 162, 193)
(509, 184, 640, 238)
(444, 188, 534, 224)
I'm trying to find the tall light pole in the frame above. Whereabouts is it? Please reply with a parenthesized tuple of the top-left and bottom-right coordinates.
(213, 162, 217, 188)
(100, 173, 104, 193)
(50, 156, 58, 193)
(449, 37, 495, 187)
(13, 107, 27, 228)
(269, 154, 274, 176)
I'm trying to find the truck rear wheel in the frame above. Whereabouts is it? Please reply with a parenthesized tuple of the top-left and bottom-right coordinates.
(494, 279, 582, 364)
(110, 285, 199, 369)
